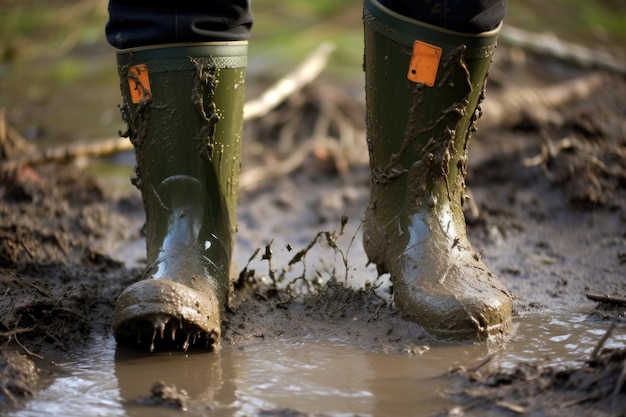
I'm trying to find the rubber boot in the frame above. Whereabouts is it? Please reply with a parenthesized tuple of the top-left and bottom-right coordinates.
(113, 42, 247, 351)
(363, 0, 512, 341)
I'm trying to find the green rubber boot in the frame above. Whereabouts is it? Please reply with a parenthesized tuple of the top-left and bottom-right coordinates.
(363, 0, 512, 341)
(113, 42, 247, 351)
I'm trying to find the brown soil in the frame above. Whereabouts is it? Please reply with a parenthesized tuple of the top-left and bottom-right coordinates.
(1, 46, 625, 415)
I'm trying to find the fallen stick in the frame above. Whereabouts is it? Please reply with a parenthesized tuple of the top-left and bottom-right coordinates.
(586, 293, 626, 306)
(244, 41, 335, 120)
(589, 322, 616, 361)
(499, 25, 626, 75)
(239, 141, 315, 190)
(0, 136, 132, 172)
(0, 42, 336, 172)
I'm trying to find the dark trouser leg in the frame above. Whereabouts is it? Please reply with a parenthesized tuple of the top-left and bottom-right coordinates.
(378, 0, 505, 33)
(106, 0, 253, 48)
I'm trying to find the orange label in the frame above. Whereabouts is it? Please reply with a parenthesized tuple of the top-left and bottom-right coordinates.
(128, 64, 152, 104)
(407, 41, 442, 87)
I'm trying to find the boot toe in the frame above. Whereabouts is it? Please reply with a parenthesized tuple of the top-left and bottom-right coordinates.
(114, 279, 222, 351)
(393, 249, 512, 342)
(411, 286, 512, 342)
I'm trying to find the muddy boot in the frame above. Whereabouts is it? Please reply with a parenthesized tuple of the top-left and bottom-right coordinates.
(363, 0, 512, 341)
(113, 42, 247, 351)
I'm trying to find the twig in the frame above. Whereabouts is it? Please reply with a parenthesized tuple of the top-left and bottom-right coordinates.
(239, 141, 315, 190)
(613, 356, 626, 411)
(0, 328, 34, 338)
(495, 400, 527, 414)
(0, 136, 132, 172)
(14, 334, 44, 360)
(523, 135, 573, 168)
(467, 354, 495, 373)
(586, 293, 626, 306)
(16, 275, 54, 298)
(589, 322, 616, 361)
(369, 300, 386, 321)
(51, 361, 79, 367)
(499, 25, 626, 75)
(560, 393, 603, 409)
(244, 42, 336, 120)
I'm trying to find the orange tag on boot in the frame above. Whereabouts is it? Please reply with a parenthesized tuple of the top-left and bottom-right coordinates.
(128, 64, 152, 104)
(407, 41, 442, 87)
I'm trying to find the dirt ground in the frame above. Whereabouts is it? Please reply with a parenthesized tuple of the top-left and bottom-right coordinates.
(1, 45, 625, 415)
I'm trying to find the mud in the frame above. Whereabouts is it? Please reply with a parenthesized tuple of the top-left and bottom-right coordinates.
(1, 45, 626, 415)
(444, 341, 626, 416)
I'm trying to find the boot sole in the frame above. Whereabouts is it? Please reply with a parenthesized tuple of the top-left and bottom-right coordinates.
(113, 278, 222, 351)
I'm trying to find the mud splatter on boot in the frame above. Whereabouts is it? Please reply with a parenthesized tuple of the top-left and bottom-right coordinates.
(363, 0, 512, 341)
(113, 43, 247, 351)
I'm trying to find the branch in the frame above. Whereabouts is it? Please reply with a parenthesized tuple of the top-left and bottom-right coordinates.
(244, 41, 336, 120)
(0, 136, 132, 171)
(586, 293, 626, 306)
(499, 25, 625, 75)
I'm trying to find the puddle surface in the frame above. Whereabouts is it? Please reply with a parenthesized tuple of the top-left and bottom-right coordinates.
(7, 313, 624, 417)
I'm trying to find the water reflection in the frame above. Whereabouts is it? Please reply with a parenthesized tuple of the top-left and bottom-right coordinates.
(6, 314, 624, 417)
(230, 339, 460, 416)
(7, 336, 125, 417)
(494, 313, 626, 369)
(114, 338, 463, 416)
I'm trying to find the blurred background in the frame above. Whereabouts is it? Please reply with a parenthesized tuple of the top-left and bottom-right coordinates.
(0, 0, 624, 180)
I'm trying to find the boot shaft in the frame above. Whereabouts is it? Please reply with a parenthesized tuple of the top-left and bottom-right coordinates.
(364, 0, 499, 209)
(362, 2, 513, 341)
(116, 42, 247, 239)
(113, 43, 247, 348)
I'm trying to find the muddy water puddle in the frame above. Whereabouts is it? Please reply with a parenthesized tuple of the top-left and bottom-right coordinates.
(8, 313, 624, 417)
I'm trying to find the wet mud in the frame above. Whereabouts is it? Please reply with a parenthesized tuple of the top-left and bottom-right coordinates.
(444, 338, 626, 416)
(1, 46, 626, 415)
